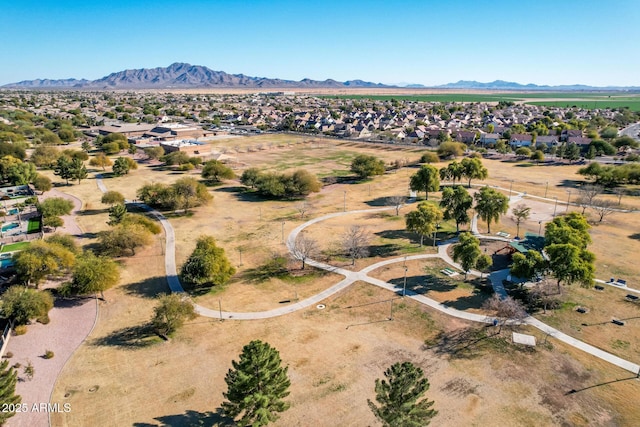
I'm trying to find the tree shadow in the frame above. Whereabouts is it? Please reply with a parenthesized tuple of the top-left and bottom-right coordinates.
(368, 243, 404, 257)
(442, 290, 488, 311)
(53, 294, 95, 309)
(121, 276, 168, 299)
(133, 408, 233, 426)
(91, 323, 162, 349)
(365, 196, 392, 207)
(78, 208, 108, 216)
(376, 229, 416, 241)
(423, 326, 531, 359)
(628, 233, 640, 241)
(389, 274, 456, 294)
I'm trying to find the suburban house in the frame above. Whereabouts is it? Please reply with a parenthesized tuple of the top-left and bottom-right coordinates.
(454, 130, 477, 144)
(567, 136, 592, 147)
(561, 129, 582, 141)
(510, 133, 533, 148)
(479, 133, 500, 146)
(535, 135, 560, 147)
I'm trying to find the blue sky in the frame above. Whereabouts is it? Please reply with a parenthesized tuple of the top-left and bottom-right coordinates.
(2, 0, 639, 86)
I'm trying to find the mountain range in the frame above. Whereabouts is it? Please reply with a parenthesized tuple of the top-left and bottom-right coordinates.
(3, 63, 638, 91)
(3, 63, 386, 90)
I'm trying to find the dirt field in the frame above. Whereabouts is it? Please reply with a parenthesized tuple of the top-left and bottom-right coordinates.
(45, 136, 640, 426)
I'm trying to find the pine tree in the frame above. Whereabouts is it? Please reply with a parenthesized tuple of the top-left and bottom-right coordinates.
(0, 360, 21, 425)
(367, 362, 437, 427)
(222, 340, 291, 426)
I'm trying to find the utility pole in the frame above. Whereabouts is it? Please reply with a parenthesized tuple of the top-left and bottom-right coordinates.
(343, 191, 346, 212)
(565, 190, 572, 212)
(403, 266, 408, 297)
(544, 181, 549, 198)
(281, 221, 285, 244)
(553, 197, 558, 217)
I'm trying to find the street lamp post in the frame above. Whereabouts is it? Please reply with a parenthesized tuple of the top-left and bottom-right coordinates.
(508, 180, 514, 200)
(565, 190, 572, 212)
(544, 181, 549, 198)
(281, 221, 285, 244)
(343, 191, 346, 212)
(553, 197, 558, 217)
(538, 220, 542, 235)
(403, 266, 408, 297)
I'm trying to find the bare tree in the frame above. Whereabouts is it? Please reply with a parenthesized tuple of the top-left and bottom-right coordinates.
(342, 225, 370, 266)
(482, 295, 527, 334)
(511, 204, 531, 238)
(613, 187, 625, 205)
(576, 184, 603, 213)
(591, 198, 616, 223)
(528, 280, 561, 314)
(297, 202, 311, 219)
(387, 195, 406, 216)
(292, 234, 318, 270)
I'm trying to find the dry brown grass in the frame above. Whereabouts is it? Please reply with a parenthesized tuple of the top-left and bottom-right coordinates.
(47, 137, 640, 426)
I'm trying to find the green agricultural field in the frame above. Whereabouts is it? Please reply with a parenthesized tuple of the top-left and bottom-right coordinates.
(321, 92, 640, 110)
(527, 99, 640, 111)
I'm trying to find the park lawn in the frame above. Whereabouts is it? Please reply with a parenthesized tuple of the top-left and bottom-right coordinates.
(48, 135, 640, 426)
(534, 283, 640, 364)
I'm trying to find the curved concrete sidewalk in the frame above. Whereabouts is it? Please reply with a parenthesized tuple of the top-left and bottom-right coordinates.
(95, 176, 640, 374)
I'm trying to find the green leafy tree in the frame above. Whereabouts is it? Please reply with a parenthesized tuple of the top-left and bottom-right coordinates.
(70, 157, 87, 184)
(511, 250, 546, 281)
(511, 204, 531, 238)
(452, 232, 481, 279)
(60, 251, 120, 299)
(409, 165, 440, 200)
(474, 186, 509, 234)
(54, 155, 73, 185)
(531, 150, 545, 163)
(181, 235, 236, 289)
(8, 162, 37, 186)
(99, 223, 153, 256)
(112, 157, 131, 176)
(30, 146, 60, 168)
(476, 254, 493, 278)
(101, 190, 125, 205)
(544, 212, 591, 249)
(420, 152, 439, 163)
(81, 140, 91, 152)
(405, 202, 443, 247)
(173, 177, 213, 213)
(222, 340, 291, 426)
(439, 160, 464, 185)
(437, 141, 465, 158)
(546, 243, 595, 290)
(144, 146, 165, 160)
(38, 197, 73, 218)
(108, 203, 128, 225)
(151, 294, 197, 336)
(350, 154, 385, 179)
(202, 160, 235, 183)
(13, 241, 75, 287)
(0, 360, 21, 425)
(367, 361, 437, 427)
(43, 216, 64, 231)
(0, 286, 54, 325)
(89, 153, 113, 171)
(439, 186, 472, 232)
(460, 157, 488, 188)
(240, 168, 261, 189)
(32, 174, 52, 193)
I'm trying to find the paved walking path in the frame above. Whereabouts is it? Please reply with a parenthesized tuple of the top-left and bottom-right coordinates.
(95, 176, 640, 374)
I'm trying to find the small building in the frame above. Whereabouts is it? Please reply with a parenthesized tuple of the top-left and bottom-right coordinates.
(479, 133, 500, 146)
(159, 140, 211, 157)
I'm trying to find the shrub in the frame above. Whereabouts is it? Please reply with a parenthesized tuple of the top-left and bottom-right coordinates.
(3, 352, 13, 359)
(420, 152, 440, 163)
(13, 326, 27, 336)
(43, 350, 54, 359)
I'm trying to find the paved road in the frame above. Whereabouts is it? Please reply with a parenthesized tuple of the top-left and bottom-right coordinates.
(95, 175, 640, 374)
